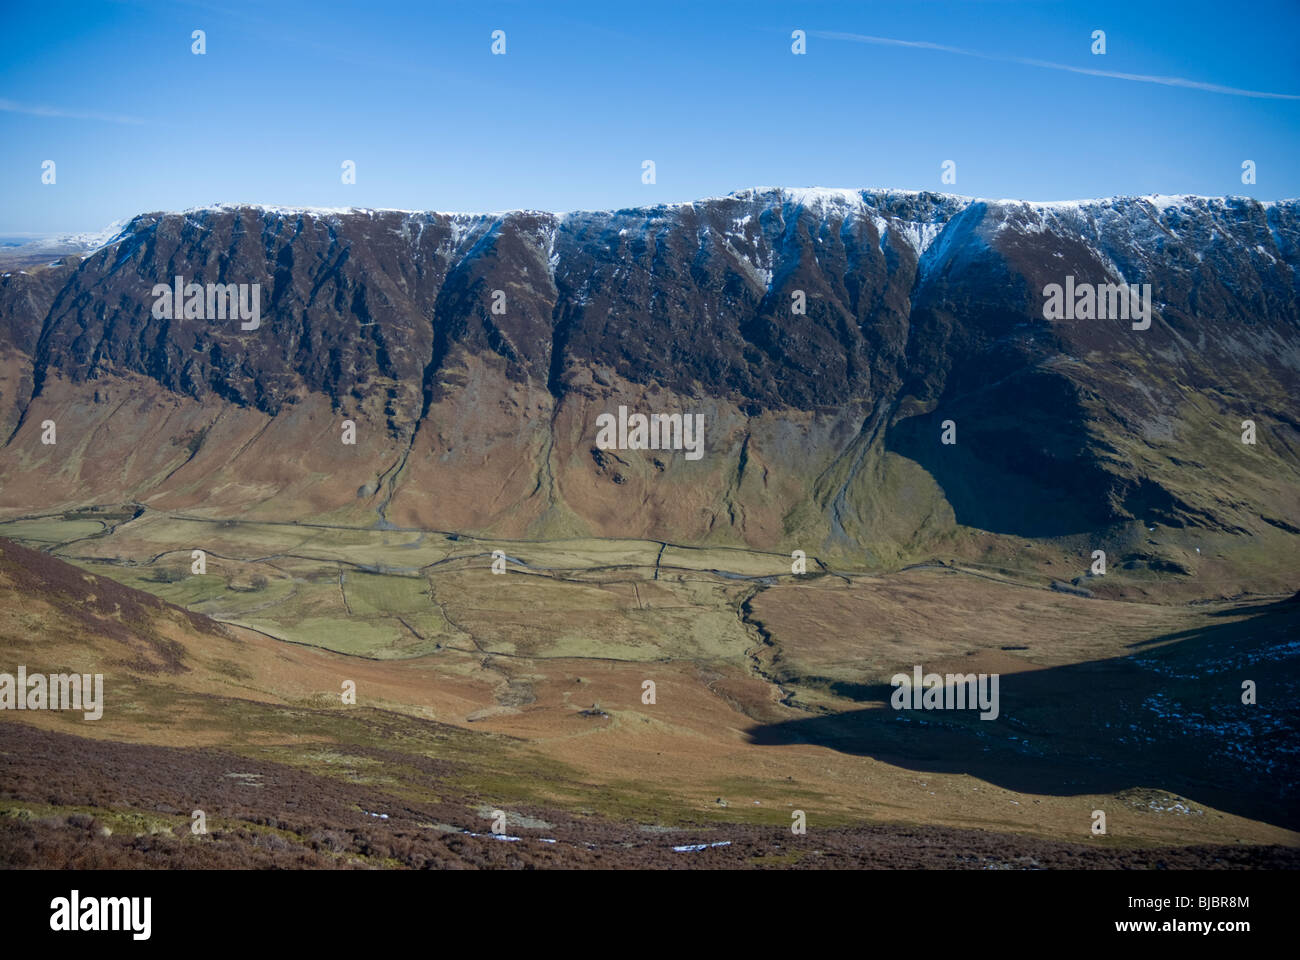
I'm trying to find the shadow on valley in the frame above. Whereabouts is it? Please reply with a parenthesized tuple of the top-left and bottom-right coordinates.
(747, 595, 1300, 830)
(884, 371, 1120, 539)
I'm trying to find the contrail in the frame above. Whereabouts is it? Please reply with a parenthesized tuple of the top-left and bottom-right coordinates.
(810, 31, 1300, 101)
(0, 98, 145, 124)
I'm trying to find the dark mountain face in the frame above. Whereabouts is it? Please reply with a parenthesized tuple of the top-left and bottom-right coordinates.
(1, 188, 1297, 586)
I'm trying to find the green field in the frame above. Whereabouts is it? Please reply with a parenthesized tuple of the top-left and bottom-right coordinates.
(0, 517, 106, 543)
(3, 510, 785, 662)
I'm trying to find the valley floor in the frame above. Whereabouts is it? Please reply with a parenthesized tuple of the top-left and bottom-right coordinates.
(1, 509, 1296, 867)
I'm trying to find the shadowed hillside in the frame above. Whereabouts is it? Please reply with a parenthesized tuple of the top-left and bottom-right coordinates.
(748, 593, 1300, 829)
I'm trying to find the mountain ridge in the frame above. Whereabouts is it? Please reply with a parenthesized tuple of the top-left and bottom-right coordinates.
(9, 186, 1296, 264)
(0, 186, 1296, 597)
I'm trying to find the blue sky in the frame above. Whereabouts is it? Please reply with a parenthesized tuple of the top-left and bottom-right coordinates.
(2, 0, 1298, 233)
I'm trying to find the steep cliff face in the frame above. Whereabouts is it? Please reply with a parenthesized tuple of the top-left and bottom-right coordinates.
(1, 188, 1297, 586)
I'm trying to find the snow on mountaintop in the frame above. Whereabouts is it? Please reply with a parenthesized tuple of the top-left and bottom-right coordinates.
(23, 190, 1293, 264)
(0, 218, 133, 257)
(179, 201, 554, 221)
(64, 218, 134, 249)
(167, 189, 1286, 224)
(0, 218, 135, 268)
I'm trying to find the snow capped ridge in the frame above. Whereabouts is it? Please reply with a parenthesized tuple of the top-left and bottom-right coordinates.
(734, 187, 1294, 219)
(986, 193, 1291, 219)
(752, 186, 868, 209)
(134, 189, 1294, 225)
(707, 187, 970, 257)
(189, 201, 371, 218)
(61, 218, 134, 250)
(55, 191, 1295, 268)
(4, 218, 135, 257)
(171, 201, 564, 223)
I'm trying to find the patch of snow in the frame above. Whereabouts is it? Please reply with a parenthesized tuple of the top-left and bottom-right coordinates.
(461, 830, 522, 842)
(891, 220, 944, 254)
(672, 840, 732, 852)
(2, 218, 133, 257)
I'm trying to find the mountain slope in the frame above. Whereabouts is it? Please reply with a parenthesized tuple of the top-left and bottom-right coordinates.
(1, 188, 1296, 595)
